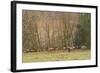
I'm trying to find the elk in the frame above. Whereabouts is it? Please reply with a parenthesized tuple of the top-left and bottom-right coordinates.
(81, 45, 87, 49)
(24, 49, 37, 53)
(63, 46, 75, 52)
(48, 48, 55, 51)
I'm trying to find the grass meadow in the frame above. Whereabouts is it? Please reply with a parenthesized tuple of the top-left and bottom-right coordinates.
(23, 49, 91, 63)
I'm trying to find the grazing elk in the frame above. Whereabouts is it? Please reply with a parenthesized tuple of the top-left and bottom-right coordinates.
(48, 48, 55, 51)
(63, 46, 75, 52)
(81, 45, 87, 49)
(24, 49, 37, 53)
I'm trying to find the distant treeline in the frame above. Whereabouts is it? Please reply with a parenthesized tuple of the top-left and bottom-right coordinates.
(22, 10, 91, 52)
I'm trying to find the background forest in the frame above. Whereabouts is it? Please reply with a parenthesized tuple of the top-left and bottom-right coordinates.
(22, 10, 91, 52)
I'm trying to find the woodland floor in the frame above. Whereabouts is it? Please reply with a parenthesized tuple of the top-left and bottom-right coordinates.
(22, 49, 91, 63)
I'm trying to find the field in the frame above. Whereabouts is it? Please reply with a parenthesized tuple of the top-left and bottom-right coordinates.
(22, 49, 91, 63)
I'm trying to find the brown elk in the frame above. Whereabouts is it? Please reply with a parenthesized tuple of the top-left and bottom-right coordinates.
(63, 46, 75, 52)
(48, 48, 55, 51)
(24, 49, 37, 53)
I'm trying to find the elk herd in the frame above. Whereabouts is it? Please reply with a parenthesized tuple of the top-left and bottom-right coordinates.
(24, 45, 87, 53)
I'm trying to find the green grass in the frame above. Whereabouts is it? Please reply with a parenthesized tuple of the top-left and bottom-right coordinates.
(22, 49, 91, 63)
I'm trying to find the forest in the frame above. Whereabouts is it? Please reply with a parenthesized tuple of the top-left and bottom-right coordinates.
(22, 10, 91, 62)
